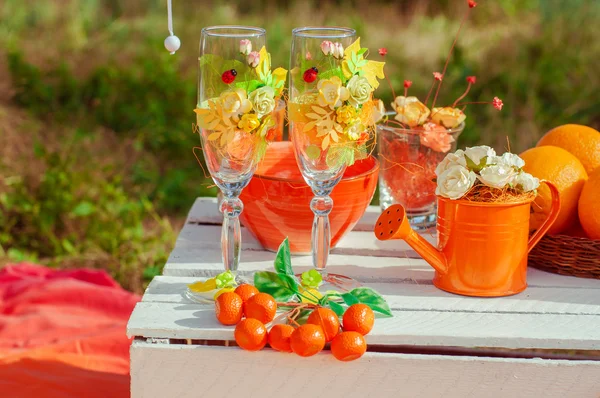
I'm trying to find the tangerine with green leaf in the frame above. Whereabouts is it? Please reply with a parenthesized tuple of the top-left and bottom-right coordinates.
(306, 307, 340, 342)
(244, 292, 277, 323)
(342, 304, 374, 335)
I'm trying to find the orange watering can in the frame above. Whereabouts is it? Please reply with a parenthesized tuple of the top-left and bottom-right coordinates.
(375, 181, 560, 297)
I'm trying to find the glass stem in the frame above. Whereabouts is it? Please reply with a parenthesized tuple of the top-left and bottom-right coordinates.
(220, 195, 243, 273)
(310, 193, 333, 273)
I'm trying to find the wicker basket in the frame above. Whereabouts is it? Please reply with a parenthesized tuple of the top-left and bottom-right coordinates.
(528, 234, 600, 279)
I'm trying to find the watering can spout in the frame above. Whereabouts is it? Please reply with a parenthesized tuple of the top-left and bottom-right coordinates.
(374, 205, 448, 275)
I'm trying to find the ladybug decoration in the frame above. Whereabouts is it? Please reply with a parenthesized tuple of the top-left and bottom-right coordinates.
(221, 69, 238, 84)
(303, 67, 318, 83)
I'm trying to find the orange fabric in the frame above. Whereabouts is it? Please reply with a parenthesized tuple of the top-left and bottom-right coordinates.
(0, 263, 140, 397)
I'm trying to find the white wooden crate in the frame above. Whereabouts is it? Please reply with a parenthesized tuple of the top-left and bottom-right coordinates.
(128, 197, 600, 398)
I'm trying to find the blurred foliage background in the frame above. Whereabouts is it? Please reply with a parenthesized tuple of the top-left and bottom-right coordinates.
(0, 0, 598, 292)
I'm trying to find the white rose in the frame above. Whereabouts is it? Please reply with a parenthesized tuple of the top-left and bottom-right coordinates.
(436, 165, 477, 200)
(478, 164, 517, 189)
(435, 149, 467, 177)
(346, 75, 373, 107)
(497, 152, 525, 169)
(464, 145, 496, 167)
(513, 171, 540, 192)
(248, 86, 276, 117)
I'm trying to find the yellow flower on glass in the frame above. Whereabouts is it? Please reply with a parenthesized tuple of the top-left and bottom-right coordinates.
(238, 113, 261, 133)
(317, 76, 349, 109)
(335, 105, 357, 125)
(346, 122, 364, 140)
(392, 96, 431, 127)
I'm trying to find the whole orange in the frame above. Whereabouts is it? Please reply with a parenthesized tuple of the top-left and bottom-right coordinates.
(268, 324, 295, 352)
(290, 324, 326, 357)
(537, 124, 600, 174)
(234, 284, 259, 303)
(244, 293, 277, 324)
(578, 169, 600, 240)
(214, 292, 243, 326)
(520, 146, 588, 234)
(306, 307, 340, 342)
(330, 331, 367, 362)
(234, 318, 268, 351)
(342, 304, 375, 335)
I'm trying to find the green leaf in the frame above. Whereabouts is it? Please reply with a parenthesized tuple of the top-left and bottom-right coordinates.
(254, 271, 298, 302)
(143, 266, 162, 280)
(327, 299, 345, 317)
(274, 238, 293, 275)
(464, 154, 488, 173)
(349, 287, 393, 317)
(318, 67, 344, 81)
(71, 201, 96, 217)
(341, 292, 360, 306)
(234, 79, 263, 92)
(357, 48, 367, 56)
(61, 239, 75, 254)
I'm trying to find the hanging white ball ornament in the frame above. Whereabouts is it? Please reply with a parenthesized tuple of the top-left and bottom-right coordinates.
(164, 35, 181, 54)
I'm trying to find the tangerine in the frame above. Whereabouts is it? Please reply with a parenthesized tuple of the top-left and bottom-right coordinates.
(330, 331, 367, 362)
(520, 146, 588, 234)
(290, 324, 326, 357)
(578, 169, 600, 239)
(268, 324, 295, 353)
(244, 293, 277, 324)
(306, 307, 340, 342)
(537, 124, 600, 174)
(234, 284, 259, 303)
(214, 291, 243, 326)
(342, 304, 375, 335)
(234, 318, 268, 351)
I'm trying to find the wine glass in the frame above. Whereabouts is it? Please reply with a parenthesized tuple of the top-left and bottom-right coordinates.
(288, 27, 359, 289)
(195, 26, 282, 282)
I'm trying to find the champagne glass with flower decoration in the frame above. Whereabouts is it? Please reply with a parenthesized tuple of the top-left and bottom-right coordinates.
(194, 26, 287, 282)
(288, 27, 385, 288)
(376, 0, 504, 230)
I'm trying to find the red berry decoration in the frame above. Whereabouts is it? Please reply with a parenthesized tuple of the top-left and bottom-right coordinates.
(221, 69, 237, 84)
(303, 67, 318, 83)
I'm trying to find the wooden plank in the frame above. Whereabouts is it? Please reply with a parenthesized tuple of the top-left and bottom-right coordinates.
(131, 342, 600, 398)
(127, 301, 600, 350)
(174, 223, 435, 258)
(142, 276, 600, 316)
(186, 197, 393, 232)
(162, 246, 600, 289)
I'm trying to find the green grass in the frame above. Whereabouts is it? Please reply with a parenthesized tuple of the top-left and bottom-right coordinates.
(0, 0, 599, 291)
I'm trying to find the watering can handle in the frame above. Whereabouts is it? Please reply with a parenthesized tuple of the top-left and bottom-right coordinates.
(527, 180, 561, 253)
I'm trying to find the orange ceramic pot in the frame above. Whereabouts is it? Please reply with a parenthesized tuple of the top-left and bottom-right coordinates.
(240, 141, 379, 254)
(375, 181, 561, 297)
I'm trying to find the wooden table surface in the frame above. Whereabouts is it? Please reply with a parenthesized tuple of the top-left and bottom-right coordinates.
(128, 197, 600, 398)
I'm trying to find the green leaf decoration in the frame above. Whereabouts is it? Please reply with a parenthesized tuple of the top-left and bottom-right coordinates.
(318, 67, 344, 81)
(274, 238, 293, 275)
(301, 269, 322, 288)
(328, 299, 345, 317)
(464, 154, 488, 173)
(254, 271, 299, 302)
(326, 146, 355, 169)
(357, 48, 367, 56)
(341, 292, 360, 306)
(234, 79, 263, 92)
(350, 287, 393, 317)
